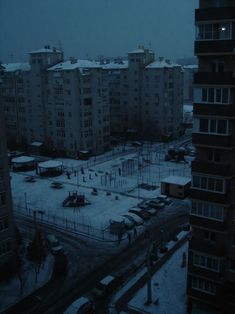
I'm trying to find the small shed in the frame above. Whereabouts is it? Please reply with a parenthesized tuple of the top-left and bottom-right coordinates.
(161, 175, 191, 199)
(37, 160, 63, 177)
(11, 156, 36, 171)
(110, 216, 126, 235)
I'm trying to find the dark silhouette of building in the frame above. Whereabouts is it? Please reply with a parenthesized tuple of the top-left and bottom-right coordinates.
(0, 68, 16, 279)
(187, 1, 235, 313)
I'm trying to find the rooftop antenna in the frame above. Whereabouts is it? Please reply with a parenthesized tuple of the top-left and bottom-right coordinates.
(9, 53, 14, 62)
(58, 40, 63, 52)
(148, 41, 152, 49)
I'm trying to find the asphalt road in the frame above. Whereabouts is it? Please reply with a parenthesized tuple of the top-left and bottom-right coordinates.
(8, 200, 189, 314)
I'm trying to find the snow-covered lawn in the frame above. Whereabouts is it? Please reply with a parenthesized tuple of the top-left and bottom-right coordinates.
(128, 241, 188, 314)
(0, 254, 54, 313)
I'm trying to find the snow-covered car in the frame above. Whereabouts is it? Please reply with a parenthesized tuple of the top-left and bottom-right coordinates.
(122, 213, 144, 226)
(46, 234, 60, 249)
(146, 200, 165, 209)
(129, 207, 150, 220)
(147, 208, 157, 216)
(64, 296, 95, 314)
(92, 275, 120, 299)
(156, 195, 172, 205)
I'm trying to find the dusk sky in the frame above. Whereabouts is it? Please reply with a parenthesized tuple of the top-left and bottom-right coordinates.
(0, 0, 198, 62)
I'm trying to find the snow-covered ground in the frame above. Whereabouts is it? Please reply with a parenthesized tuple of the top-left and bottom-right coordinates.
(127, 241, 188, 314)
(11, 140, 192, 239)
(0, 254, 54, 313)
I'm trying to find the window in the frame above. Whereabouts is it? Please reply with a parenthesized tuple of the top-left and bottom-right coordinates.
(208, 149, 221, 163)
(192, 277, 216, 295)
(192, 175, 225, 193)
(204, 230, 216, 242)
(193, 252, 220, 272)
(0, 217, 9, 232)
(196, 22, 232, 41)
(230, 260, 235, 271)
(0, 192, 6, 207)
(197, 118, 229, 135)
(191, 201, 225, 221)
(195, 87, 230, 104)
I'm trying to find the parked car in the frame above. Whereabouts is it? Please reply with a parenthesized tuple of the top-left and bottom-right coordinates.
(138, 202, 150, 210)
(156, 195, 172, 205)
(92, 275, 120, 299)
(146, 200, 165, 209)
(129, 207, 150, 220)
(64, 296, 95, 314)
(147, 208, 157, 216)
(122, 214, 144, 226)
(46, 234, 60, 249)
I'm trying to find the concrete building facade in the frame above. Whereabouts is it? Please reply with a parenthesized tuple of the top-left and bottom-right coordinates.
(188, 1, 235, 313)
(0, 69, 16, 279)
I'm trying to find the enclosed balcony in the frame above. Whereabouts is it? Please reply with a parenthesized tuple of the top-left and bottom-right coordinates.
(191, 187, 229, 204)
(190, 215, 227, 232)
(191, 159, 231, 176)
(196, 7, 235, 22)
(192, 133, 235, 149)
(194, 72, 235, 86)
(193, 104, 235, 117)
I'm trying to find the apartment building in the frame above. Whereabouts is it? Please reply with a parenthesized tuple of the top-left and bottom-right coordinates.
(2, 47, 110, 157)
(142, 58, 183, 140)
(46, 59, 110, 156)
(1, 63, 31, 148)
(187, 1, 235, 313)
(105, 48, 183, 141)
(102, 60, 129, 135)
(0, 70, 16, 279)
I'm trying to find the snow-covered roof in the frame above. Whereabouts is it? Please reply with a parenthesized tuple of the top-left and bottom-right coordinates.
(64, 297, 89, 313)
(184, 64, 198, 69)
(2, 63, 30, 72)
(29, 48, 62, 54)
(100, 275, 115, 286)
(128, 48, 145, 54)
(48, 60, 100, 71)
(102, 60, 128, 69)
(110, 216, 125, 223)
(30, 141, 43, 147)
(38, 160, 62, 169)
(11, 156, 35, 164)
(146, 60, 181, 69)
(161, 175, 191, 186)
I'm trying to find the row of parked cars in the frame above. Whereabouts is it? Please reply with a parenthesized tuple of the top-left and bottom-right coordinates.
(64, 274, 120, 313)
(110, 195, 172, 234)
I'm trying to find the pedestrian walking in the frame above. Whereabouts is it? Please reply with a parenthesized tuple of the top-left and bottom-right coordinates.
(128, 232, 131, 244)
(74, 170, 77, 176)
(134, 227, 137, 238)
(118, 232, 122, 245)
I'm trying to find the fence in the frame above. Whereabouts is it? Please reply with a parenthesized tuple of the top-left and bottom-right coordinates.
(14, 205, 114, 242)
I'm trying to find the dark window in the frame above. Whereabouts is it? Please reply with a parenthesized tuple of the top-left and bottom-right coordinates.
(199, 119, 208, 132)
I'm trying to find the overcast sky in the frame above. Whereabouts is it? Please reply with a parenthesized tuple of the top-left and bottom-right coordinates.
(0, 0, 198, 63)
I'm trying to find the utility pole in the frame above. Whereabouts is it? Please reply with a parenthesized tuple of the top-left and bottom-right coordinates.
(146, 234, 152, 304)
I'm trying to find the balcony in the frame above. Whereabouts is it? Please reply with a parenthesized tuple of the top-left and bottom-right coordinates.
(189, 236, 226, 256)
(188, 263, 223, 282)
(190, 215, 227, 232)
(195, 7, 235, 22)
(195, 40, 235, 55)
(191, 188, 229, 204)
(194, 104, 235, 117)
(192, 133, 235, 148)
(191, 159, 231, 176)
(194, 72, 235, 86)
